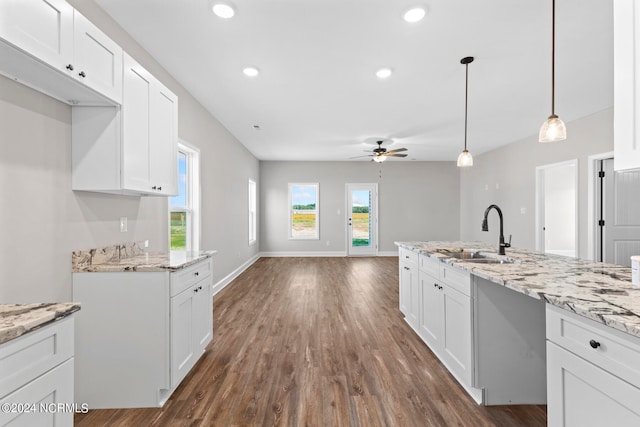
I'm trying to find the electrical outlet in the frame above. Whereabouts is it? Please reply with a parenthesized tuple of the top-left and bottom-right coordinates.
(120, 217, 127, 232)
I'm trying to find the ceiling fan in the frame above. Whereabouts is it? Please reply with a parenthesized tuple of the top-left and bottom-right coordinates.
(350, 140, 408, 162)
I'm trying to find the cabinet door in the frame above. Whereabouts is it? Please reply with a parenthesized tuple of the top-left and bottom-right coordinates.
(419, 275, 444, 352)
(399, 263, 412, 316)
(193, 282, 213, 351)
(0, 358, 74, 427)
(614, 0, 640, 171)
(0, 0, 73, 71)
(547, 341, 640, 427)
(442, 284, 472, 384)
(149, 81, 178, 195)
(122, 53, 152, 193)
(171, 286, 196, 388)
(73, 11, 123, 104)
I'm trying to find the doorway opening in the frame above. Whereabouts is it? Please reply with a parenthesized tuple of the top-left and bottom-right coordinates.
(346, 183, 378, 256)
(535, 159, 578, 257)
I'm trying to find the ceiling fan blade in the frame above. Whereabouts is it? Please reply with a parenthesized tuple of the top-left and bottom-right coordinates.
(384, 153, 408, 157)
(349, 154, 374, 159)
(385, 147, 408, 153)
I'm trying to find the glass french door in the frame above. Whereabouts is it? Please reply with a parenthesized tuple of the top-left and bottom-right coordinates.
(346, 183, 378, 256)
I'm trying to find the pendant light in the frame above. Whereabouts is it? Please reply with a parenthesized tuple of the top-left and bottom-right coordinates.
(457, 56, 474, 167)
(539, 0, 566, 142)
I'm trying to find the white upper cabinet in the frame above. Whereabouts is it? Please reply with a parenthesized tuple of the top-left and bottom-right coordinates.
(0, 0, 74, 69)
(72, 53, 178, 197)
(614, 0, 640, 171)
(72, 10, 123, 104)
(121, 53, 178, 196)
(0, 0, 122, 105)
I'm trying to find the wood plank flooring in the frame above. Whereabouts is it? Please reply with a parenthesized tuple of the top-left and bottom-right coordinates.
(75, 256, 547, 426)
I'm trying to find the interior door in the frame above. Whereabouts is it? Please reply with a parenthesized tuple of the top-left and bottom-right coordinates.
(599, 158, 640, 266)
(346, 183, 377, 256)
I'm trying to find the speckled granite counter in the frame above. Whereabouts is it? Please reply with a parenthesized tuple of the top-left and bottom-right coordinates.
(395, 241, 640, 338)
(72, 241, 217, 272)
(0, 303, 80, 345)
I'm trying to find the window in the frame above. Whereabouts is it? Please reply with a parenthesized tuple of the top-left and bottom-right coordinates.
(288, 183, 319, 239)
(248, 179, 257, 245)
(170, 142, 200, 251)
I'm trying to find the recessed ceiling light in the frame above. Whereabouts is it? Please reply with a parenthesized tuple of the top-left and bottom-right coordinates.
(252, 125, 261, 130)
(376, 68, 393, 79)
(243, 66, 259, 77)
(212, 3, 235, 19)
(403, 7, 426, 23)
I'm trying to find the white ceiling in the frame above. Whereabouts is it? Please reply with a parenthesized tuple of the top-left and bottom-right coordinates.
(95, 0, 613, 162)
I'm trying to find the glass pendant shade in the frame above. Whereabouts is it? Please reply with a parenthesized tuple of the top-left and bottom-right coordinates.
(373, 155, 386, 163)
(538, 114, 567, 143)
(457, 149, 473, 167)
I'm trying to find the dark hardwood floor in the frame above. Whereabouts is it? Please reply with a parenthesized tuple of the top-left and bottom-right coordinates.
(75, 256, 547, 426)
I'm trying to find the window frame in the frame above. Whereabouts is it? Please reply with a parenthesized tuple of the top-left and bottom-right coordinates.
(169, 141, 200, 252)
(288, 182, 320, 240)
(248, 178, 257, 245)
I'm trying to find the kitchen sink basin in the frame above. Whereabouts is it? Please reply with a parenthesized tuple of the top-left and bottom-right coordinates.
(437, 250, 515, 264)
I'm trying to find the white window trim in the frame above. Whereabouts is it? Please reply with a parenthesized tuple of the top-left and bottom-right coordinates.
(288, 182, 320, 240)
(169, 140, 200, 252)
(249, 178, 257, 245)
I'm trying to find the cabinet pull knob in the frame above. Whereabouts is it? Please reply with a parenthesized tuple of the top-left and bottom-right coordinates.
(589, 339, 601, 349)
(152, 186, 157, 190)
(433, 283, 438, 288)
(404, 266, 410, 270)
(405, 255, 410, 259)
(194, 288, 199, 293)
(78, 71, 86, 78)
(199, 286, 202, 290)
(66, 64, 74, 71)
(194, 272, 199, 276)
(158, 186, 162, 191)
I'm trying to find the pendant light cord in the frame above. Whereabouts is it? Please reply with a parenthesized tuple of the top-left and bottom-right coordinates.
(464, 62, 469, 151)
(551, 0, 556, 116)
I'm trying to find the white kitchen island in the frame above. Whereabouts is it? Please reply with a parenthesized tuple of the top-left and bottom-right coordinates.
(396, 241, 640, 427)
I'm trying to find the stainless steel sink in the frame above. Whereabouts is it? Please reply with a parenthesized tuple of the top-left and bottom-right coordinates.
(437, 250, 515, 264)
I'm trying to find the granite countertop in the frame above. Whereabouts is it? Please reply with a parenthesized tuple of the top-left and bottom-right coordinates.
(0, 303, 80, 345)
(395, 241, 640, 339)
(72, 241, 217, 272)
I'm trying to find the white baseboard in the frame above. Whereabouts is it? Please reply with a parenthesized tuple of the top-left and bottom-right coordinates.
(211, 253, 260, 296)
(378, 251, 399, 257)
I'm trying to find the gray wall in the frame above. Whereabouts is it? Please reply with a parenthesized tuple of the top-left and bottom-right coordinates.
(0, 1, 259, 302)
(459, 108, 613, 258)
(259, 161, 460, 254)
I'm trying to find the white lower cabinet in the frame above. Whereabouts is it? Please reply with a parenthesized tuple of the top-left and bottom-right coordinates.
(0, 317, 76, 427)
(546, 305, 640, 426)
(170, 279, 212, 388)
(73, 257, 213, 408)
(412, 252, 480, 403)
(398, 247, 419, 327)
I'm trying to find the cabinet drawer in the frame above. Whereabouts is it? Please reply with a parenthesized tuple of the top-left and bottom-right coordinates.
(441, 265, 471, 296)
(0, 317, 74, 399)
(399, 248, 418, 265)
(546, 305, 640, 388)
(419, 254, 440, 278)
(171, 259, 212, 297)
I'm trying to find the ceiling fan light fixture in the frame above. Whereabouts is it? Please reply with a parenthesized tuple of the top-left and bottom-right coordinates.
(376, 68, 392, 79)
(539, 0, 566, 143)
(212, 2, 235, 19)
(403, 7, 426, 23)
(242, 66, 259, 77)
(373, 155, 387, 163)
